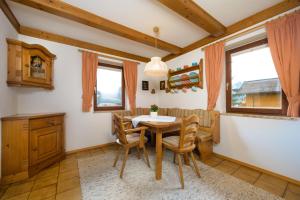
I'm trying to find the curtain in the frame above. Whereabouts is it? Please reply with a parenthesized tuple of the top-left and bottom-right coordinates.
(205, 41, 225, 111)
(123, 60, 138, 115)
(266, 10, 300, 117)
(82, 51, 98, 112)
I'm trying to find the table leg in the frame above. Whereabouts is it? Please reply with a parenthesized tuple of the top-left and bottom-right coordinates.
(183, 153, 190, 165)
(155, 129, 162, 180)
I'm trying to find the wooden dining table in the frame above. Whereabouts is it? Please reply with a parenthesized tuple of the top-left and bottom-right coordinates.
(124, 116, 182, 180)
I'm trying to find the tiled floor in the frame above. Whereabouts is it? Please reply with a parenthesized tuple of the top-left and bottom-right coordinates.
(0, 145, 299, 200)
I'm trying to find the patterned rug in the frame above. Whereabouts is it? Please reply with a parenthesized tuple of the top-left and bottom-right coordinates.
(78, 149, 281, 200)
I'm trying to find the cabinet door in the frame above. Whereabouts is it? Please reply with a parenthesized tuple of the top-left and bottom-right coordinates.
(30, 125, 62, 166)
(22, 48, 52, 86)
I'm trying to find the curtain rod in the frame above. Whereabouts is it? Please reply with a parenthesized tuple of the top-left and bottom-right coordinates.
(201, 23, 266, 51)
(78, 49, 140, 64)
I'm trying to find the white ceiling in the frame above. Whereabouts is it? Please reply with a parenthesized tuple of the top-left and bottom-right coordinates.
(8, 0, 284, 59)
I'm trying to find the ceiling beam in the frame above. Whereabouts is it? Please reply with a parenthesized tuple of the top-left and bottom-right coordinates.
(163, 0, 300, 61)
(0, 0, 20, 32)
(19, 26, 150, 63)
(9, 0, 182, 54)
(158, 0, 226, 37)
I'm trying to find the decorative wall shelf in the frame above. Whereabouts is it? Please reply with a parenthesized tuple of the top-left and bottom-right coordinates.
(167, 59, 203, 90)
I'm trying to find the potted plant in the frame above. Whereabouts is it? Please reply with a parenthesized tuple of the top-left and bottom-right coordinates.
(150, 104, 159, 117)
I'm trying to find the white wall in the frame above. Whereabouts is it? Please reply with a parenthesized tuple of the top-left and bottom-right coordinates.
(157, 28, 300, 181)
(0, 10, 18, 175)
(16, 35, 158, 152)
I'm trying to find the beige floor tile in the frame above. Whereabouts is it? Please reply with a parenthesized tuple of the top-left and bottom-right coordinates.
(90, 148, 105, 156)
(32, 175, 58, 191)
(60, 161, 78, 173)
(58, 169, 79, 182)
(215, 160, 240, 174)
(1, 181, 34, 199)
(287, 183, 300, 194)
(75, 151, 92, 159)
(284, 183, 300, 200)
(56, 187, 82, 200)
(1, 192, 29, 200)
(254, 174, 288, 197)
(233, 166, 261, 184)
(36, 166, 59, 179)
(0, 185, 10, 199)
(203, 156, 223, 167)
(284, 190, 300, 200)
(28, 185, 56, 200)
(57, 177, 80, 194)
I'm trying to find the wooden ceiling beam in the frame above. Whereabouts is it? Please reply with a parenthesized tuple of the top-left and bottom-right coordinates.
(158, 0, 226, 37)
(9, 0, 182, 54)
(19, 26, 150, 63)
(0, 0, 20, 32)
(163, 0, 300, 61)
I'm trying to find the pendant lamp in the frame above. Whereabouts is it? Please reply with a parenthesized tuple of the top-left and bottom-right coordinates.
(144, 27, 169, 77)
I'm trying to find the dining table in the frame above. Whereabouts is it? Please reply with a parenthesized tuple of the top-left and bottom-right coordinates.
(124, 115, 185, 180)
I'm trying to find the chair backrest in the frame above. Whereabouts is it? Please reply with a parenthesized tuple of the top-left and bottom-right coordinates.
(113, 114, 128, 144)
(179, 114, 200, 149)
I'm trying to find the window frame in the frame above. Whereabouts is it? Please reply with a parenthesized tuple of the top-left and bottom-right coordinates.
(94, 62, 125, 111)
(225, 38, 288, 115)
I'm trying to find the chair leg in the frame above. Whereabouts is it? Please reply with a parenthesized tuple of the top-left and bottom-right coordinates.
(120, 148, 129, 178)
(190, 152, 201, 178)
(142, 146, 151, 168)
(177, 154, 184, 189)
(136, 146, 141, 159)
(113, 146, 121, 167)
(173, 152, 176, 164)
(162, 146, 165, 159)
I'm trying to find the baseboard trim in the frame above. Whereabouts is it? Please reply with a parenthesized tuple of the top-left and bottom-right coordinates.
(66, 142, 117, 155)
(213, 152, 300, 186)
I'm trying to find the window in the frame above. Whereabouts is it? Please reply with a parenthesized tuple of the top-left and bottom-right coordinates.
(226, 38, 287, 115)
(94, 63, 125, 111)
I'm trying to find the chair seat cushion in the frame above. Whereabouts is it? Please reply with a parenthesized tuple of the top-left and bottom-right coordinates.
(163, 136, 193, 148)
(126, 133, 148, 143)
(163, 136, 179, 147)
(196, 130, 212, 142)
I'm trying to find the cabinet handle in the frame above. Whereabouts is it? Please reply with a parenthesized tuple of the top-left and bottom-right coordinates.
(25, 64, 29, 68)
(32, 147, 37, 151)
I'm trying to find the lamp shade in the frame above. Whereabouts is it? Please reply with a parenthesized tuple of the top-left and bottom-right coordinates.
(144, 57, 168, 77)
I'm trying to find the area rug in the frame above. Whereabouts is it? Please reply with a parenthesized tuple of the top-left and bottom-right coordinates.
(78, 149, 281, 200)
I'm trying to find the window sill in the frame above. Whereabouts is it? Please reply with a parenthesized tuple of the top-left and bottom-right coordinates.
(221, 112, 299, 121)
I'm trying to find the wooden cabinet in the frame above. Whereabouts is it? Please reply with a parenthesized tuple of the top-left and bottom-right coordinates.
(1, 113, 65, 184)
(6, 39, 56, 89)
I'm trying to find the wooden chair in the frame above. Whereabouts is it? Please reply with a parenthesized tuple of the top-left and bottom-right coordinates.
(162, 114, 201, 189)
(113, 114, 151, 178)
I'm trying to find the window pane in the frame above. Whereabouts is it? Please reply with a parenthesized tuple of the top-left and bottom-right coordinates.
(231, 44, 282, 109)
(96, 66, 122, 107)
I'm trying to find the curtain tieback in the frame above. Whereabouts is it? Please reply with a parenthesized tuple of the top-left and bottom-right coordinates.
(287, 95, 300, 104)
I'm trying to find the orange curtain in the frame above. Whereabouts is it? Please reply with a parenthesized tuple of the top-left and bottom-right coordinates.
(82, 51, 98, 112)
(266, 11, 300, 117)
(123, 61, 138, 115)
(205, 41, 225, 111)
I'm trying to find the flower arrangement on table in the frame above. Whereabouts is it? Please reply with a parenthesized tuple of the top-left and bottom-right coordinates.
(150, 104, 159, 117)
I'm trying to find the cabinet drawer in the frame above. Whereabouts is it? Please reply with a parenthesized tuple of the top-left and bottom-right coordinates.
(30, 116, 63, 130)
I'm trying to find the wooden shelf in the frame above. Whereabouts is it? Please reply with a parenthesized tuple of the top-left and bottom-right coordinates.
(169, 82, 200, 89)
(169, 65, 199, 76)
(169, 75, 198, 83)
(167, 59, 203, 90)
